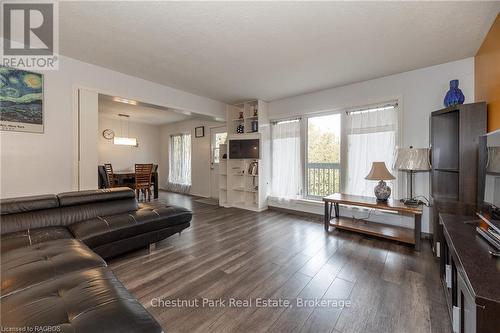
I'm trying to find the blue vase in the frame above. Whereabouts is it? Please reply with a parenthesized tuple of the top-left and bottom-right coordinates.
(444, 79, 465, 107)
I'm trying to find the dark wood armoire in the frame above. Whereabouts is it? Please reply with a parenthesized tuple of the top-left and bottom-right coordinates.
(430, 102, 487, 253)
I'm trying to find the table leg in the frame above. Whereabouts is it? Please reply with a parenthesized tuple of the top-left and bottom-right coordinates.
(334, 203, 340, 219)
(324, 202, 330, 231)
(153, 172, 159, 199)
(414, 214, 422, 251)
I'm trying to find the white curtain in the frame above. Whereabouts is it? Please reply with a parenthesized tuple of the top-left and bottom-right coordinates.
(345, 105, 398, 197)
(271, 119, 302, 199)
(167, 133, 191, 193)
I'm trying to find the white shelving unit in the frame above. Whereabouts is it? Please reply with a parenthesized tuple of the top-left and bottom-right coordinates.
(218, 143, 229, 207)
(218, 100, 270, 211)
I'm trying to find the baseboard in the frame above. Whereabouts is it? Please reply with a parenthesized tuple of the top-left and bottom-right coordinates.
(421, 232, 432, 240)
(269, 205, 323, 220)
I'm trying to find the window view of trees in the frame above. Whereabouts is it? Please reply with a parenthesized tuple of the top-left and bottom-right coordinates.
(307, 114, 341, 197)
(213, 132, 227, 163)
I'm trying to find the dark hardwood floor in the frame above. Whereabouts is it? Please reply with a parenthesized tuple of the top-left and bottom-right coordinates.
(109, 191, 452, 333)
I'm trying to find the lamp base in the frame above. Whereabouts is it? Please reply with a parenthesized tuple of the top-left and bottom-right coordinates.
(374, 180, 391, 201)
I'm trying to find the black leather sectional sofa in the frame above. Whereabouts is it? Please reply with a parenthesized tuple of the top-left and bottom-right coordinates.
(0, 187, 192, 332)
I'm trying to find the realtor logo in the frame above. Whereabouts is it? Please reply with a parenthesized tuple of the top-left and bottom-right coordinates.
(1, 1, 59, 70)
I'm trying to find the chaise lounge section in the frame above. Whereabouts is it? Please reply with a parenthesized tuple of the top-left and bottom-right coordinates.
(1, 187, 192, 332)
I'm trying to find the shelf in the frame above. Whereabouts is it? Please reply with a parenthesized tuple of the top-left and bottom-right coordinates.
(434, 168, 459, 173)
(220, 173, 227, 176)
(432, 194, 459, 202)
(246, 116, 258, 120)
(232, 118, 245, 122)
(328, 217, 414, 245)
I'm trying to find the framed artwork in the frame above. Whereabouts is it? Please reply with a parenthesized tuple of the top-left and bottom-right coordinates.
(0, 67, 44, 133)
(195, 126, 205, 138)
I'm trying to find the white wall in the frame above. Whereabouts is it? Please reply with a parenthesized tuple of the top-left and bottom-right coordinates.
(0, 53, 226, 198)
(160, 119, 225, 198)
(268, 57, 475, 233)
(98, 116, 161, 171)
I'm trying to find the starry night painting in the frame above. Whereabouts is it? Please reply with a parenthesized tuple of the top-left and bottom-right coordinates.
(0, 67, 44, 133)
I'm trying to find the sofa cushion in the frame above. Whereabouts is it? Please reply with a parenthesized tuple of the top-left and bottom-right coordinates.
(1, 267, 162, 333)
(68, 205, 192, 249)
(57, 187, 136, 207)
(0, 194, 62, 235)
(1, 239, 106, 297)
(0, 194, 59, 215)
(1, 227, 74, 253)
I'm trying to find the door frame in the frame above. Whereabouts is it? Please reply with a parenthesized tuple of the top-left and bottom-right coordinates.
(209, 125, 227, 199)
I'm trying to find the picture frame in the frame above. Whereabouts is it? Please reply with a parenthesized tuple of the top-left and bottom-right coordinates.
(195, 126, 205, 138)
(0, 67, 44, 133)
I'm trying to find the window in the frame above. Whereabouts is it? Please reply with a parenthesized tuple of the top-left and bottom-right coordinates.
(270, 101, 398, 201)
(306, 114, 341, 198)
(345, 104, 398, 197)
(213, 132, 227, 164)
(271, 119, 302, 199)
(167, 133, 191, 193)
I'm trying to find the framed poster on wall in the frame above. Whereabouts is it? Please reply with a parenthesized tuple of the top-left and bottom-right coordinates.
(195, 126, 205, 138)
(0, 67, 44, 133)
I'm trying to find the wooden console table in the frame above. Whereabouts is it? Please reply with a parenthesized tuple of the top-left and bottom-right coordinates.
(323, 193, 423, 250)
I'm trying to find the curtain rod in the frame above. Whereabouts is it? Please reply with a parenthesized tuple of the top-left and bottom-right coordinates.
(271, 117, 302, 125)
(345, 102, 398, 115)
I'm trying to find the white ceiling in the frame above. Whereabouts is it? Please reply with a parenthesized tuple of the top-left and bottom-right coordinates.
(60, 2, 499, 103)
(98, 94, 191, 125)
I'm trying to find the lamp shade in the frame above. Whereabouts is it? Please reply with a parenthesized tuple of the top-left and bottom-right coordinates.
(394, 148, 431, 171)
(365, 162, 395, 181)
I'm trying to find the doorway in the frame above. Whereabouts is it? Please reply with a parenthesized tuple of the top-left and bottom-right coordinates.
(210, 126, 227, 200)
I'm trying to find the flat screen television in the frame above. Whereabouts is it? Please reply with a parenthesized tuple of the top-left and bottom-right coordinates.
(478, 129, 500, 225)
(229, 139, 259, 159)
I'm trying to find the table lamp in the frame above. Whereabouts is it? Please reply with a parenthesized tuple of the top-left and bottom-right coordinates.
(393, 146, 431, 206)
(365, 162, 395, 201)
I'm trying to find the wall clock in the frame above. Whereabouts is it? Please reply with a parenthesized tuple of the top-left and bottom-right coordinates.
(102, 129, 115, 140)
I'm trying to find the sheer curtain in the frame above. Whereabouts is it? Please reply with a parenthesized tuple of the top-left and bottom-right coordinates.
(345, 105, 398, 197)
(167, 133, 191, 193)
(271, 119, 303, 199)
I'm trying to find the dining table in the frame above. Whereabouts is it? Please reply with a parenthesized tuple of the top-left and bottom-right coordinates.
(113, 169, 159, 199)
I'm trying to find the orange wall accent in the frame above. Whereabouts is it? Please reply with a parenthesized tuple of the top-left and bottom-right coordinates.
(475, 14, 500, 132)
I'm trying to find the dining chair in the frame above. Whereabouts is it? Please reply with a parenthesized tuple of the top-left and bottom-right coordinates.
(134, 163, 153, 201)
(104, 163, 119, 188)
(98, 165, 107, 189)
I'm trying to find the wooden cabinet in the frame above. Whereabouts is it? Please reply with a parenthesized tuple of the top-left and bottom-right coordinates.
(440, 214, 500, 333)
(430, 102, 487, 253)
